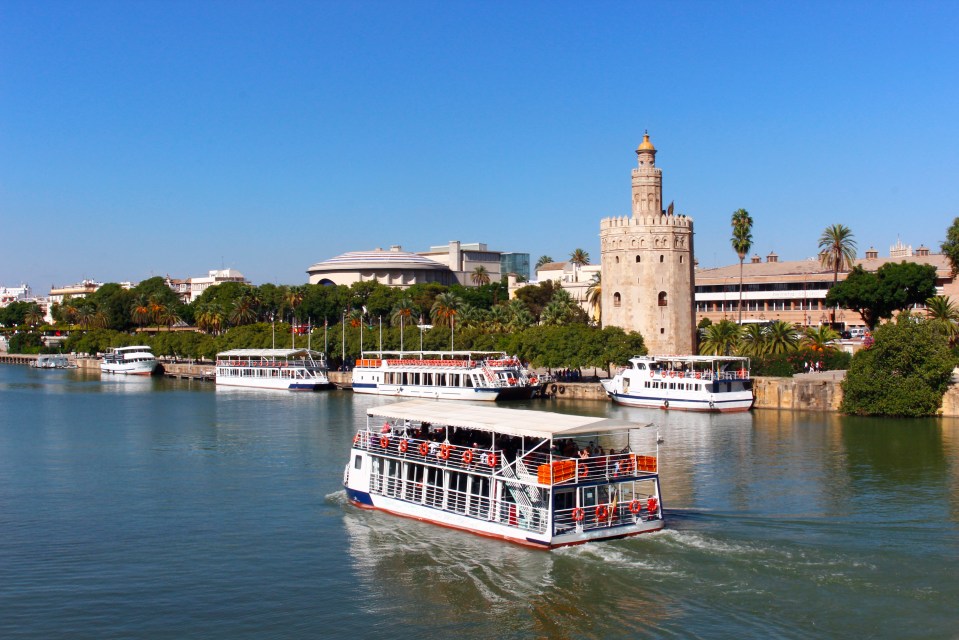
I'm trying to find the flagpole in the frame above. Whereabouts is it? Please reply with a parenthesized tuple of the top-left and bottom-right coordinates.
(379, 315, 382, 352)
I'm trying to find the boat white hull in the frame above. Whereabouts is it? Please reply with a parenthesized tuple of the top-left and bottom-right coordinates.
(344, 479, 664, 549)
(100, 361, 157, 376)
(215, 376, 333, 391)
(351, 383, 501, 402)
(605, 390, 753, 412)
(602, 378, 754, 412)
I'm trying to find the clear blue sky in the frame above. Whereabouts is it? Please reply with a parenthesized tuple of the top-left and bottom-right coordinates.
(2, 1, 958, 289)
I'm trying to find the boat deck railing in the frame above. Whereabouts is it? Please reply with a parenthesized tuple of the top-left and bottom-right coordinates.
(215, 359, 325, 369)
(353, 430, 657, 485)
(646, 369, 749, 381)
(553, 498, 660, 534)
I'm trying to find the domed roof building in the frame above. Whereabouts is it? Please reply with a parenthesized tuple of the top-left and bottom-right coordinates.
(306, 246, 453, 287)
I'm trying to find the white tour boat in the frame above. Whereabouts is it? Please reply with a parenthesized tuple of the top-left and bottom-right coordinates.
(215, 349, 334, 391)
(602, 355, 754, 412)
(100, 346, 158, 376)
(351, 351, 540, 401)
(343, 399, 664, 548)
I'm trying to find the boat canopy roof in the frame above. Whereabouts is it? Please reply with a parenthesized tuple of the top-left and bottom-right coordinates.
(216, 349, 324, 358)
(361, 350, 508, 358)
(630, 355, 749, 364)
(368, 399, 650, 440)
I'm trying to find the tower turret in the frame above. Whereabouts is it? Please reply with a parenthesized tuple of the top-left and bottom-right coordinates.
(632, 131, 662, 217)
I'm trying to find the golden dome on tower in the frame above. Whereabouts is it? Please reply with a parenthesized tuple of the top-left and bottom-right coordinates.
(636, 131, 655, 152)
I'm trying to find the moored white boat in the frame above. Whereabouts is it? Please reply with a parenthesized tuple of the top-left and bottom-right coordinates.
(100, 346, 158, 376)
(343, 399, 664, 548)
(351, 351, 539, 401)
(33, 354, 76, 369)
(215, 349, 333, 391)
(601, 355, 754, 412)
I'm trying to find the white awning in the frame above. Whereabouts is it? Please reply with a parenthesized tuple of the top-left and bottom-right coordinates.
(216, 349, 323, 358)
(367, 399, 651, 439)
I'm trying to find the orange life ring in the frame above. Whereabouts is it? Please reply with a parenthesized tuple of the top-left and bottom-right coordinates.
(579, 463, 589, 478)
(379, 436, 390, 448)
(462, 449, 474, 465)
(695, 372, 701, 379)
(418, 442, 429, 456)
(595, 504, 609, 520)
(398, 439, 409, 454)
(571, 507, 585, 522)
(647, 497, 659, 513)
(648, 370, 653, 377)
(669, 370, 675, 378)
(352, 433, 360, 445)
(679, 371, 685, 378)
(487, 453, 498, 467)
(507, 378, 516, 385)
(439, 444, 452, 460)
(629, 499, 642, 514)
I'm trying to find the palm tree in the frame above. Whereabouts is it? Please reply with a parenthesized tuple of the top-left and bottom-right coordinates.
(391, 296, 416, 352)
(431, 292, 462, 350)
(535, 255, 554, 270)
(926, 295, 959, 345)
(486, 305, 510, 333)
(801, 325, 840, 352)
(130, 295, 153, 329)
(818, 224, 857, 323)
(347, 308, 364, 328)
(230, 294, 258, 326)
(699, 320, 741, 356)
(730, 208, 753, 324)
(24, 303, 44, 327)
(505, 299, 534, 332)
(541, 289, 577, 326)
(148, 296, 167, 331)
(285, 285, 305, 324)
(75, 305, 94, 330)
(765, 320, 800, 354)
(569, 248, 590, 283)
(196, 302, 226, 335)
(738, 323, 767, 357)
(470, 265, 491, 287)
(586, 272, 602, 326)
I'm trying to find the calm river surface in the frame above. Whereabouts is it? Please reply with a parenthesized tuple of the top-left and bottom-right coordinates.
(1, 364, 958, 639)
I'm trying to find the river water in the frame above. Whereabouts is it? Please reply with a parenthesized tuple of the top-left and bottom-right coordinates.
(1, 364, 957, 639)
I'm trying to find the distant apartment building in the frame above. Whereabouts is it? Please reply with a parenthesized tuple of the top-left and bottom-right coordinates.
(694, 241, 956, 330)
(0, 284, 32, 307)
(48, 279, 104, 305)
(167, 269, 249, 303)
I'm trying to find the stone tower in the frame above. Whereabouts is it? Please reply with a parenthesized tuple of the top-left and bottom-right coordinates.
(600, 133, 696, 355)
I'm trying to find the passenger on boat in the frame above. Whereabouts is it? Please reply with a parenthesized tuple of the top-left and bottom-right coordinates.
(428, 439, 439, 457)
(579, 448, 590, 459)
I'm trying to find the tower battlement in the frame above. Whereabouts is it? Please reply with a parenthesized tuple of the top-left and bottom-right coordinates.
(600, 214, 694, 230)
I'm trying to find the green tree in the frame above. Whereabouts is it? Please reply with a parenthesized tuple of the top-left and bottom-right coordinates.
(569, 248, 590, 282)
(699, 320, 741, 356)
(764, 320, 801, 354)
(730, 208, 753, 324)
(941, 217, 959, 277)
(586, 272, 601, 326)
(535, 255, 554, 270)
(925, 295, 959, 345)
(391, 296, 417, 352)
(738, 323, 767, 357)
(514, 280, 557, 321)
(818, 223, 858, 323)
(431, 292, 462, 349)
(826, 262, 938, 329)
(801, 324, 840, 352)
(24, 303, 44, 327)
(841, 313, 954, 416)
(470, 265, 491, 287)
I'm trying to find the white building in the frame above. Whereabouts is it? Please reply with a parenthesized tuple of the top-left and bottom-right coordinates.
(0, 284, 32, 307)
(181, 269, 249, 303)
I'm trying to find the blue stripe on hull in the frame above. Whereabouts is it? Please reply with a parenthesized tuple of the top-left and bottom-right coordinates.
(345, 487, 374, 506)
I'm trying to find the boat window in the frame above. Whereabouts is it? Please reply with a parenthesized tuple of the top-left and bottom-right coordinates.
(554, 489, 575, 513)
(354, 455, 362, 470)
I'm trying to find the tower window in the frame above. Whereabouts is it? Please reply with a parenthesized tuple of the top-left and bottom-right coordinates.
(659, 255, 664, 263)
(613, 292, 622, 307)
(615, 256, 620, 264)
(658, 292, 668, 307)
(635, 255, 641, 263)
(680, 255, 684, 263)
